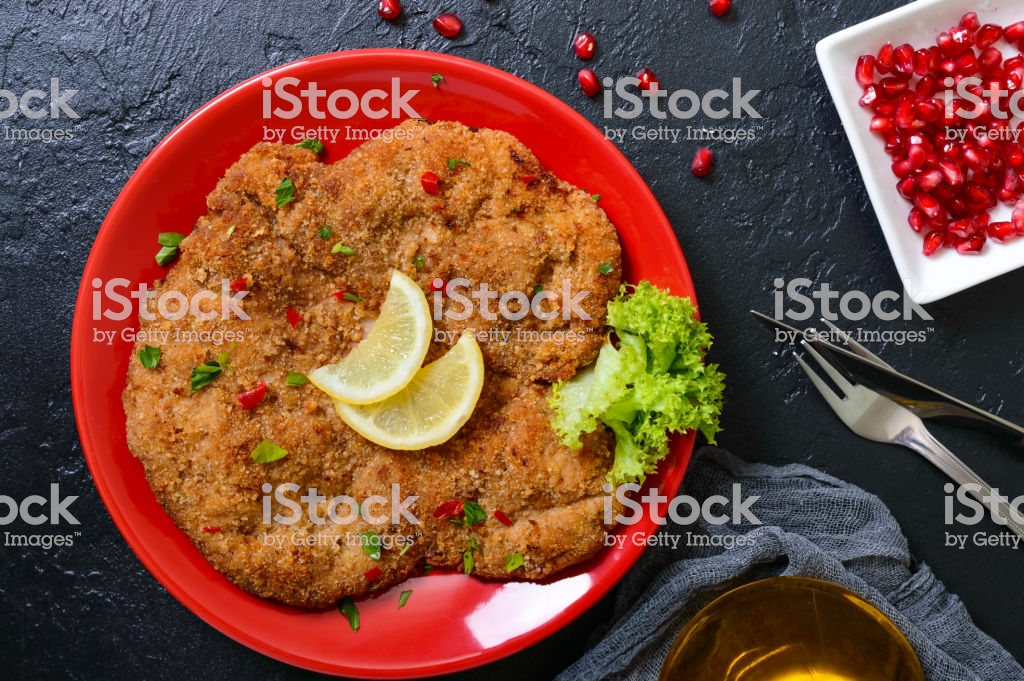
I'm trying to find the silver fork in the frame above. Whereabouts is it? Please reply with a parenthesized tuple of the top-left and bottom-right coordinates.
(795, 341, 1024, 541)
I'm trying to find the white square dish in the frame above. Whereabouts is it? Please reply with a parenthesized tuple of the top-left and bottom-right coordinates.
(817, 0, 1024, 304)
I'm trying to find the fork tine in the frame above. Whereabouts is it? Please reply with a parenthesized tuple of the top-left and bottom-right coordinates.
(801, 341, 859, 395)
(794, 353, 847, 414)
(819, 318, 894, 370)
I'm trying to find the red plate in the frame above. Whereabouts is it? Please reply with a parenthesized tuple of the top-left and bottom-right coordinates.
(70, 49, 697, 678)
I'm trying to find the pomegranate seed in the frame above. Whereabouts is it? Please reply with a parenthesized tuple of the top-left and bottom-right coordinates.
(287, 306, 302, 329)
(949, 26, 974, 53)
(955, 51, 980, 76)
(494, 510, 513, 526)
(1006, 21, 1024, 43)
(895, 100, 916, 129)
(432, 12, 462, 38)
(988, 221, 1017, 241)
(420, 171, 440, 195)
(880, 77, 908, 96)
(856, 55, 876, 87)
(955, 233, 986, 254)
(913, 49, 932, 76)
(922, 230, 945, 255)
(915, 98, 941, 121)
(1013, 199, 1024, 233)
(378, 0, 401, 20)
(636, 68, 659, 91)
(877, 43, 894, 73)
(892, 159, 915, 179)
(914, 193, 942, 218)
(859, 85, 879, 108)
(979, 47, 1003, 71)
(578, 68, 601, 97)
(364, 566, 382, 582)
(916, 75, 938, 97)
(898, 176, 920, 200)
(573, 32, 596, 60)
(709, 0, 731, 17)
(960, 12, 980, 32)
(869, 115, 894, 134)
(1008, 148, 1024, 168)
(894, 44, 915, 76)
(977, 24, 1003, 50)
(948, 218, 975, 237)
(691, 147, 713, 177)
(908, 207, 926, 231)
(917, 169, 943, 191)
(938, 159, 964, 186)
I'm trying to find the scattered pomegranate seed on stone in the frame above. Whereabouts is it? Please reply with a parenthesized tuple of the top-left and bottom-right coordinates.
(573, 32, 595, 60)
(636, 67, 658, 91)
(709, 0, 732, 18)
(378, 0, 401, 20)
(691, 147, 713, 177)
(578, 69, 601, 97)
(433, 12, 462, 38)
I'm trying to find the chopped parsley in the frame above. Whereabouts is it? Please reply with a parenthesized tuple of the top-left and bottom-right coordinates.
(138, 345, 161, 369)
(332, 242, 355, 255)
(359, 531, 381, 560)
(317, 226, 332, 239)
(597, 262, 614, 275)
(423, 565, 434, 575)
(447, 158, 471, 170)
(190, 360, 223, 392)
(468, 537, 481, 553)
(285, 371, 308, 386)
(462, 549, 475, 574)
(412, 254, 425, 270)
(533, 284, 542, 295)
(295, 138, 324, 154)
(431, 73, 444, 88)
(216, 346, 234, 372)
(225, 225, 236, 238)
(592, 194, 602, 202)
(398, 590, 413, 609)
(463, 501, 486, 527)
(155, 232, 187, 266)
(504, 552, 524, 572)
(399, 543, 412, 557)
(343, 292, 363, 303)
(274, 177, 295, 207)
(338, 598, 360, 632)
(251, 439, 288, 464)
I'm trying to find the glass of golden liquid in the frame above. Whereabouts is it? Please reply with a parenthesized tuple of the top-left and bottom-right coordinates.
(659, 577, 923, 681)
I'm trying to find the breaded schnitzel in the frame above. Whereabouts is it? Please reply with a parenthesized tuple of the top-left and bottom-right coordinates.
(122, 120, 622, 608)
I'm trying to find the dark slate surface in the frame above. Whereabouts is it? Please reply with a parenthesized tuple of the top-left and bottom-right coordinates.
(2, 0, 1024, 678)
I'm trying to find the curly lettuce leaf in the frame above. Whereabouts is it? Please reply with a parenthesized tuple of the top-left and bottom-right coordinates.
(548, 281, 726, 485)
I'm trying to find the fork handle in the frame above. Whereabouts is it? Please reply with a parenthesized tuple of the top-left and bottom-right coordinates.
(895, 426, 1024, 541)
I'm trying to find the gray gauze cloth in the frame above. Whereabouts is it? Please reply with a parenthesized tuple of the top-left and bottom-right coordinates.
(558, 447, 1024, 681)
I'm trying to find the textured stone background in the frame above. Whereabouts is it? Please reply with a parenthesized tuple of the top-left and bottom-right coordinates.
(2, 0, 1024, 678)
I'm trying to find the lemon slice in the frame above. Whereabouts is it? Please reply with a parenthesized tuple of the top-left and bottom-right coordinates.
(333, 331, 485, 450)
(309, 270, 431, 404)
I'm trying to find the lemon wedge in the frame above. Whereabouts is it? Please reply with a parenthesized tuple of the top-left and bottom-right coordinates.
(309, 270, 431, 404)
(333, 331, 485, 450)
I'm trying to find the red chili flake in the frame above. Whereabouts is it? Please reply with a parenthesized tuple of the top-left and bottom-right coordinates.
(519, 175, 536, 184)
(364, 566, 383, 582)
(433, 500, 464, 520)
(202, 526, 221, 533)
(421, 171, 440, 195)
(229, 277, 248, 293)
(332, 290, 351, 300)
(494, 510, 513, 526)
(286, 306, 302, 329)
(236, 379, 267, 410)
